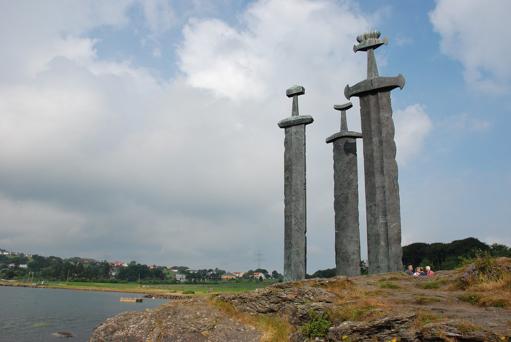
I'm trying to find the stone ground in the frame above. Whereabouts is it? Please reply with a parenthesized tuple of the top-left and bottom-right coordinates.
(90, 260, 511, 341)
(89, 298, 260, 342)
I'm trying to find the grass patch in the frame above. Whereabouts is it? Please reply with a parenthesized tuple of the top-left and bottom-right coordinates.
(329, 304, 377, 322)
(377, 275, 405, 282)
(414, 296, 442, 305)
(457, 255, 508, 290)
(378, 281, 400, 289)
(452, 320, 481, 334)
(458, 293, 509, 308)
(301, 311, 331, 339)
(182, 290, 195, 294)
(458, 293, 482, 305)
(416, 279, 449, 289)
(413, 310, 441, 329)
(23, 280, 275, 295)
(32, 322, 51, 328)
(212, 300, 292, 342)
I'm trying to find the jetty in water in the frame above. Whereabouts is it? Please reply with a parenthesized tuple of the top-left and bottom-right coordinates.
(120, 297, 143, 303)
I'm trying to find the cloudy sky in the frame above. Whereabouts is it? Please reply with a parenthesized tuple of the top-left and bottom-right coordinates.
(0, 0, 509, 272)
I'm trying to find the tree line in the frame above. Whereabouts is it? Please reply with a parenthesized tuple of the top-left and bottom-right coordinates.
(0, 252, 283, 282)
(309, 237, 510, 278)
(2, 237, 508, 281)
(402, 237, 510, 270)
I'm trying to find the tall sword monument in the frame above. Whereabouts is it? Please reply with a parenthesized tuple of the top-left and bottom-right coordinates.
(326, 102, 362, 276)
(345, 31, 405, 273)
(278, 85, 314, 281)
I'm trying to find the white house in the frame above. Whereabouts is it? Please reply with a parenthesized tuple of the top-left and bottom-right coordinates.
(175, 273, 187, 282)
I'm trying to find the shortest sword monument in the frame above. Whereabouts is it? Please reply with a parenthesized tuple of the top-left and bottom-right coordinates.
(326, 102, 362, 276)
(278, 85, 314, 281)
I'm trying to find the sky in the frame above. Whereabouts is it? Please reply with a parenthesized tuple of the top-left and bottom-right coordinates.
(0, 0, 509, 273)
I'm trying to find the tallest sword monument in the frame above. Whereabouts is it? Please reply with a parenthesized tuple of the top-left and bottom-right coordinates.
(345, 31, 405, 273)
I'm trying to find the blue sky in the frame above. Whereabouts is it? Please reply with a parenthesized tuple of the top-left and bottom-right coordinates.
(0, 0, 509, 272)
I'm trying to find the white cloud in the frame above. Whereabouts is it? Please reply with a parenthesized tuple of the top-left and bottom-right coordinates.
(1, 0, 480, 272)
(0, 0, 372, 271)
(178, 0, 369, 100)
(430, 0, 511, 93)
(0, 0, 133, 81)
(443, 112, 491, 133)
(394, 104, 433, 165)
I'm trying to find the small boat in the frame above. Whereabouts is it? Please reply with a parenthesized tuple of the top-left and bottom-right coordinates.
(120, 297, 143, 303)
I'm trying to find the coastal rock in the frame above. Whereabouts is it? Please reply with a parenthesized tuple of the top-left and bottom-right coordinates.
(89, 298, 260, 342)
(90, 264, 511, 341)
(217, 279, 337, 325)
(52, 331, 74, 338)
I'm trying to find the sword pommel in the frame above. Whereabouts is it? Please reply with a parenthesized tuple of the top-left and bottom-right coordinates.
(354, 31, 387, 52)
(334, 102, 353, 111)
(286, 85, 305, 97)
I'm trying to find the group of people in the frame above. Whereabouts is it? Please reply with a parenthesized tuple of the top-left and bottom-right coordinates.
(405, 264, 435, 277)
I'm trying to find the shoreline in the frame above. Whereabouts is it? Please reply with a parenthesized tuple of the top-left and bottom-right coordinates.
(0, 280, 189, 298)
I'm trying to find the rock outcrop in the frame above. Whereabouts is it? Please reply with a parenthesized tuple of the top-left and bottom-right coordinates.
(90, 260, 511, 341)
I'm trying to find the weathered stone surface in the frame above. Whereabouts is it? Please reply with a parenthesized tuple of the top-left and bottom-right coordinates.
(89, 298, 260, 342)
(327, 313, 417, 341)
(278, 85, 313, 281)
(217, 280, 336, 326)
(345, 31, 403, 274)
(91, 262, 511, 341)
(326, 103, 362, 276)
(327, 315, 504, 342)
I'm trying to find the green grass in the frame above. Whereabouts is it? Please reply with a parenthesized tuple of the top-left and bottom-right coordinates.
(45, 280, 274, 294)
(458, 293, 482, 305)
(212, 300, 292, 342)
(414, 296, 442, 305)
(416, 279, 448, 289)
(301, 311, 331, 338)
(378, 281, 400, 289)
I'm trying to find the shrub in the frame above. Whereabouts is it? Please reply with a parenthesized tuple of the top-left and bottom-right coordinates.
(301, 311, 332, 338)
(457, 254, 506, 289)
(457, 293, 481, 305)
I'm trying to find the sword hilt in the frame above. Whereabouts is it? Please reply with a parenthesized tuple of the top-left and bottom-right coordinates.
(334, 102, 353, 131)
(286, 85, 305, 116)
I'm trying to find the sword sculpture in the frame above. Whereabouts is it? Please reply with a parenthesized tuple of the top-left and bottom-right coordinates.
(326, 102, 362, 276)
(345, 31, 405, 273)
(278, 85, 314, 281)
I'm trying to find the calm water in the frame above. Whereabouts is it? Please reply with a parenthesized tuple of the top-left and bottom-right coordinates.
(0, 286, 167, 342)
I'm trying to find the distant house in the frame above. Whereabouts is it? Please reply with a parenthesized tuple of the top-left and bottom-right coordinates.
(252, 272, 266, 280)
(19, 264, 28, 269)
(8, 263, 15, 268)
(175, 273, 187, 282)
(232, 272, 245, 278)
(221, 273, 236, 281)
(111, 261, 127, 268)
